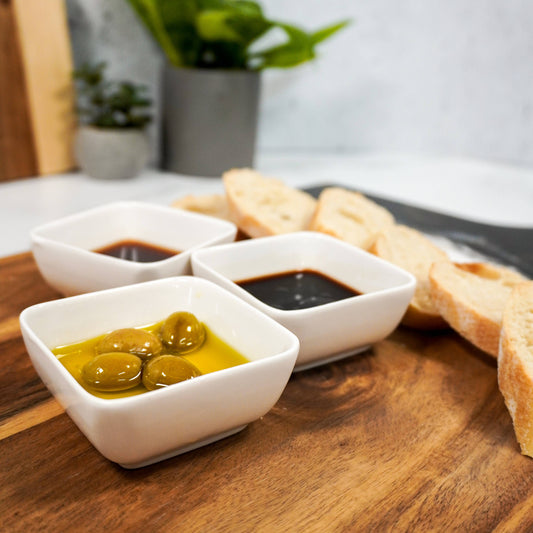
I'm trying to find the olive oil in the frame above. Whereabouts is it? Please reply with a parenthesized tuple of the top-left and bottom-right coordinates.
(53, 320, 249, 400)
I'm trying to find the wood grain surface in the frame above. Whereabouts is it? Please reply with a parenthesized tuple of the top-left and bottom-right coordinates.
(0, 0, 75, 182)
(13, 0, 76, 175)
(0, 0, 38, 180)
(1, 253, 533, 532)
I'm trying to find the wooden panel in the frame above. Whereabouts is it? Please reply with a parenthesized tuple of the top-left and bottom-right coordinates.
(0, 0, 75, 181)
(2, 252, 533, 531)
(0, 0, 38, 180)
(13, 0, 76, 175)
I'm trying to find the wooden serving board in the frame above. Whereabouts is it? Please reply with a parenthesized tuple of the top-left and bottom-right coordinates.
(1, 251, 533, 532)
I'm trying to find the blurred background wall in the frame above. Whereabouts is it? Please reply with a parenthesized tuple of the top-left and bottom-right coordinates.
(66, 0, 533, 167)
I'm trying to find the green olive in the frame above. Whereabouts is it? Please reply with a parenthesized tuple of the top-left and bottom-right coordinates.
(82, 352, 142, 391)
(160, 312, 206, 354)
(96, 328, 162, 360)
(142, 354, 201, 390)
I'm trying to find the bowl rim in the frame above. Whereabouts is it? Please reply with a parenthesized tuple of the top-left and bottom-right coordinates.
(191, 231, 417, 318)
(19, 276, 300, 408)
(30, 201, 237, 269)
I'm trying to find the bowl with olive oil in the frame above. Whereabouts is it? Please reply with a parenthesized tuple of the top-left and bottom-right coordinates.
(192, 232, 416, 370)
(19, 276, 299, 468)
(31, 201, 237, 296)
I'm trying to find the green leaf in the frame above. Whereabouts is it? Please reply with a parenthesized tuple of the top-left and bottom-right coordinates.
(252, 23, 315, 69)
(73, 62, 106, 86)
(157, 0, 203, 66)
(311, 19, 351, 45)
(196, 6, 272, 46)
(231, 1, 264, 17)
(196, 10, 243, 42)
(125, 0, 159, 40)
(125, 0, 184, 66)
(73, 62, 152, 128)
(125, 0, 351, 70)
(225, 15, 272, 45)
(197, 0, 227, 9)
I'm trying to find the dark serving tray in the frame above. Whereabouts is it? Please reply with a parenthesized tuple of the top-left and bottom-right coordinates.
(304, 185, 533, 278)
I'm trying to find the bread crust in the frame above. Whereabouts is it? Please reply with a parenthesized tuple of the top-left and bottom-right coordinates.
(498, 281, 533, 456)
(429, 261, 527, 357)
(371, 225, 449, 330)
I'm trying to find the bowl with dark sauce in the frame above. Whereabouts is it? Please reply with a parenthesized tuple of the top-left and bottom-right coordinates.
(192, 232, 416, 370)
(19, 276, 299, 468)
(31, 201, 237, 295)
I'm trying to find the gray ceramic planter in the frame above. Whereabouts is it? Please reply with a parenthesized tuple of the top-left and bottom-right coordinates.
(162, 67, 260, 177)
(74, 126, 149, 180)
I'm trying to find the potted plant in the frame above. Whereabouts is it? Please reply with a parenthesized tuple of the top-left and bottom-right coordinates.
(126, 0, 348, 177)
(73, 62, 152, 180)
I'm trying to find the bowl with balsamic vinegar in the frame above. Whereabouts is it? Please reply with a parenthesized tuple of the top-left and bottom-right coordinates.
(192, 232, 416, 370)
(31, 201, 237, 296)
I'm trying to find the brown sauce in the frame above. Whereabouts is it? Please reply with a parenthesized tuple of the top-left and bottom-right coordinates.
(237, 269, 362, 311)
(94, 240, 180, 263)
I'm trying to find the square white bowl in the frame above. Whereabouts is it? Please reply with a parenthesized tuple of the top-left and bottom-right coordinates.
(31, 201, 237, 296)
(191, 232, 416, 370)
(19, 276, 299, 468)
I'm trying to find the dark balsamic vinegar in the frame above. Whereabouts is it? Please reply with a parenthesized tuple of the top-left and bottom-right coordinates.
(237, 270, 361, 311)
(94, 240, 179, 263)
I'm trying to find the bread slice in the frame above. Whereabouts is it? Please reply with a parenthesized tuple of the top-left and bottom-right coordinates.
(172, 193, 231, 221)
(222, 168, 317, 238)
(498, 281, 533, 457)
(371, 225, 449, 329)
(429, 261, 527, 357)
(308, 187, 395, 250)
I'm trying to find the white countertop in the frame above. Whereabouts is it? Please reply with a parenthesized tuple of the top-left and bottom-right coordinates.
(1, 152, 532, 259)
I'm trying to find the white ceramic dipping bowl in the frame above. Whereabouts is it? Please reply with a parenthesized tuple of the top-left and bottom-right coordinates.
(19, 276, 299, 468)
(192, 232, 416, 370)
(31, 201, 237, 296)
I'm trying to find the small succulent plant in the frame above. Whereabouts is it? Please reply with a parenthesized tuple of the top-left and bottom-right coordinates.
(73, 62, 152, 129)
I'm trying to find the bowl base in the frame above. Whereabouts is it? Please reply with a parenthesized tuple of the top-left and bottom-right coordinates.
(294, 345, 371, 372)
(118, 424, 248, 469)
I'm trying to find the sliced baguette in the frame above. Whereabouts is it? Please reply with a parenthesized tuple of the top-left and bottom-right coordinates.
(498, 281, 533, 457)
(370, 224, 449, 329)
(222, 168, 317, 238)
(308, 187, 395, 250)
(172, 193, 231, 221)
(429, 261, 527, 357)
